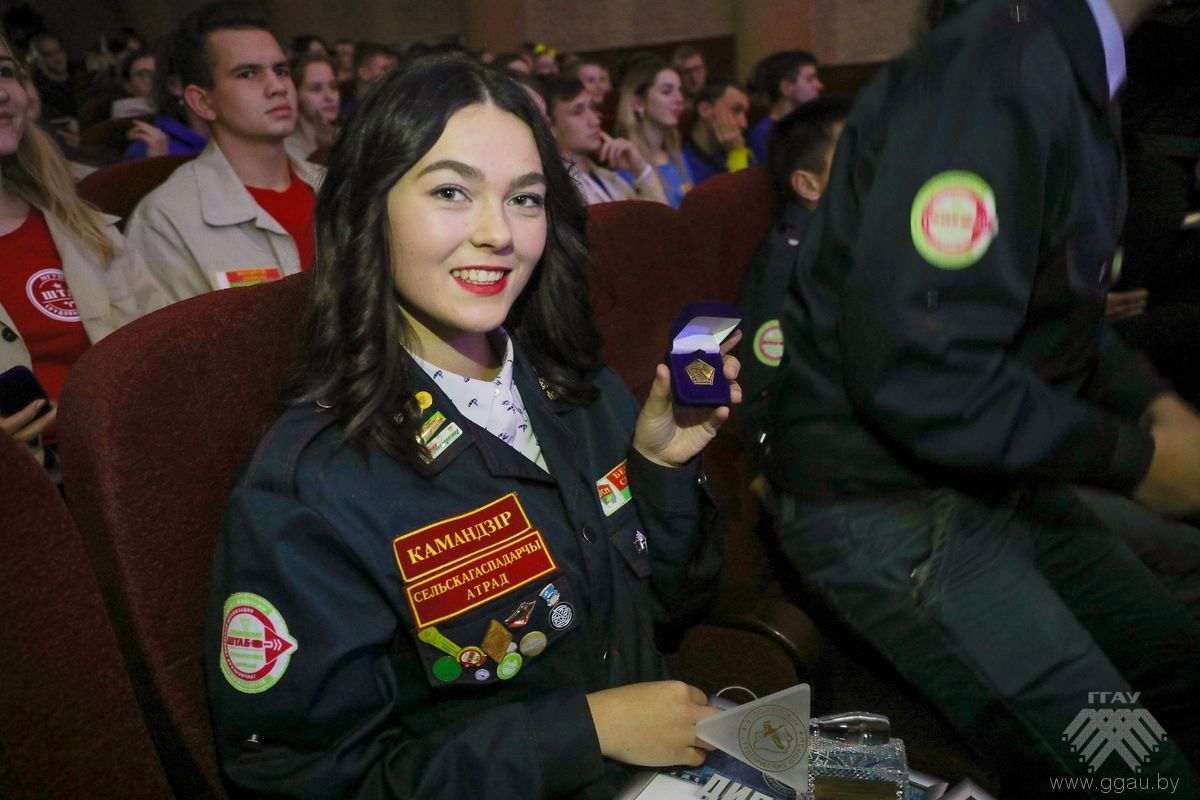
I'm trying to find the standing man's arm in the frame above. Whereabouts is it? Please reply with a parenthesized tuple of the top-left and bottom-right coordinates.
(834, 44, 1154, 494)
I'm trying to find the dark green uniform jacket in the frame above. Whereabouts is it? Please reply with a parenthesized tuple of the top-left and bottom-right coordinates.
(768, 0, 1170, 501)
(205, 350, 718, 798)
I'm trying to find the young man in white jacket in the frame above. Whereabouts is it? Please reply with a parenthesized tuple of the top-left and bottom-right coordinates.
(125, 2, 324, 304)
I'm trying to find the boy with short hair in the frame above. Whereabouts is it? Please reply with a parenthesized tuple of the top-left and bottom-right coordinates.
(125, 1, 323, 303)
(682, 78, 753, 185)
(745, 50, 822, 166)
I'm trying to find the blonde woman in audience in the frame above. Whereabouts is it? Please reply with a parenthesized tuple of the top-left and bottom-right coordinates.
(0, 35, 164, 467)
(614, 55, 693, 208)
(285, 53, 339, 161)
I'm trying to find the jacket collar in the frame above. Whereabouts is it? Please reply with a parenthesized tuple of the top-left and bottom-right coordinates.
(193, 139, 325, 232)
(404, 346, 562, 484)
(1038, 0, 1112, 111)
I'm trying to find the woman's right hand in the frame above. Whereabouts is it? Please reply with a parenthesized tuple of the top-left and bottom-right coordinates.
(1, 399, 56, 444)
(586, 680, 719, 767)
(127, 121, 169, 157)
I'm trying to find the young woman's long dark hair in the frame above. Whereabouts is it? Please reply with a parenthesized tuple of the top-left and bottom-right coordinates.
(294, 54, 603, 466)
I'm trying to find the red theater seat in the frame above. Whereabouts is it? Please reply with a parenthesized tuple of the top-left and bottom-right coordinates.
(679, 165, 776, 304)
(587, 199, 822, 687)
(58, 273, 312, 799)
(586, 200, 719, 400)
(0, 434, 172, 799)
(77, 153, 196, 222)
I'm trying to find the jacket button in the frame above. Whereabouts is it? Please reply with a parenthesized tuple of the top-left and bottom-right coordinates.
(581, 526, 594, 543)
(1, 326, 17, 342)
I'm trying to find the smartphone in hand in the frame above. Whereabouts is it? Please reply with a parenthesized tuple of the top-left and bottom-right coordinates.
(0, 366, 51, 420)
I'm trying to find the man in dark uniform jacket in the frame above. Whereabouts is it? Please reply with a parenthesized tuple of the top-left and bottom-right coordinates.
(766, 0, 1200, 794)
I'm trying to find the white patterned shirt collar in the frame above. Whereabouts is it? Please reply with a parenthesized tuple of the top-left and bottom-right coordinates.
(408, 330, 547, 472)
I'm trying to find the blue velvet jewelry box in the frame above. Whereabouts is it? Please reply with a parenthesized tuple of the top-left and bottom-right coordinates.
(668, 302, 742, 407)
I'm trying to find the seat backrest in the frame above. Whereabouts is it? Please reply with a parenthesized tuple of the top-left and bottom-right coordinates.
(76, 153, 196, 221)
(0, 434, 173, 799)
(307, 144, 332, 165)
(58, 272, 312, 799)
(587, 199, 804, 663)
(78, 116, 147, 156)
(586, 200, 719, 400)
(679, 165, 776, 304)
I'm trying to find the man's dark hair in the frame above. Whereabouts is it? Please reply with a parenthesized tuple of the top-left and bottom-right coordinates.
(294, 55, 602, 466)
(670, 44, 701, 68)
(119, 47, 152, 83)
(694, 77, 744, 108)
(767, 94, 852, 206)
(174, 1, 270, 90)
(101, 26, 141, 55)
(28, 33, 59, 60)
(353, 41, 395, 74)
(289, 34, 328, 58)
(150, 30, 184, 123)
(538, 74, 586, 112)
(749, 50, 818, 103)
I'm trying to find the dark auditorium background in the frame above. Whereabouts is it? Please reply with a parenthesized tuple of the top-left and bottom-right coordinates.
(9, 0, 920, 89)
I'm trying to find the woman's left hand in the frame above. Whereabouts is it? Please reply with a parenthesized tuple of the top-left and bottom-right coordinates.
(633, 331, 742, 468)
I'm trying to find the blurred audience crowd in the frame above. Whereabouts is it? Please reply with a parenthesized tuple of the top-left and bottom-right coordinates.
(2, 0, 1197, 480)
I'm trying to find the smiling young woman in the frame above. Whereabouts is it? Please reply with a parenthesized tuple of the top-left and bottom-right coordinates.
(205, 54, 742, 799)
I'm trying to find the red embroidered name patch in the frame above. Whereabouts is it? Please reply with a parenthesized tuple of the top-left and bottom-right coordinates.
(394, 493, 531, 581)
(213, 267, 284, 290)
(406, 530, 557, 628)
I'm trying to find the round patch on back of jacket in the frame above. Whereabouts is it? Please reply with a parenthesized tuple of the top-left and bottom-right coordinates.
(910, 171, 998, 269)
(220, 592, 298, 694)
(753, 319, 784, 367)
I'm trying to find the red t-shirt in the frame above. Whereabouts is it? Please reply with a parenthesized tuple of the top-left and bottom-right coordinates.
(245, 172, 316, 271)
(0, 208, 91, 410)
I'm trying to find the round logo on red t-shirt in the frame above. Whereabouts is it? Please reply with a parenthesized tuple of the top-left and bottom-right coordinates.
(25, 268, 80, 322)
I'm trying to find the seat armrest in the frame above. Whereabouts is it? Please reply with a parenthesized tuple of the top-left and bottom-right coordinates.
(713, 595, 824, 674)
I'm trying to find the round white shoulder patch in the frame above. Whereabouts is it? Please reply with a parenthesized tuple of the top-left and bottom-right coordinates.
(910, 171, 998, 269)
(220, 592, 298, 694)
